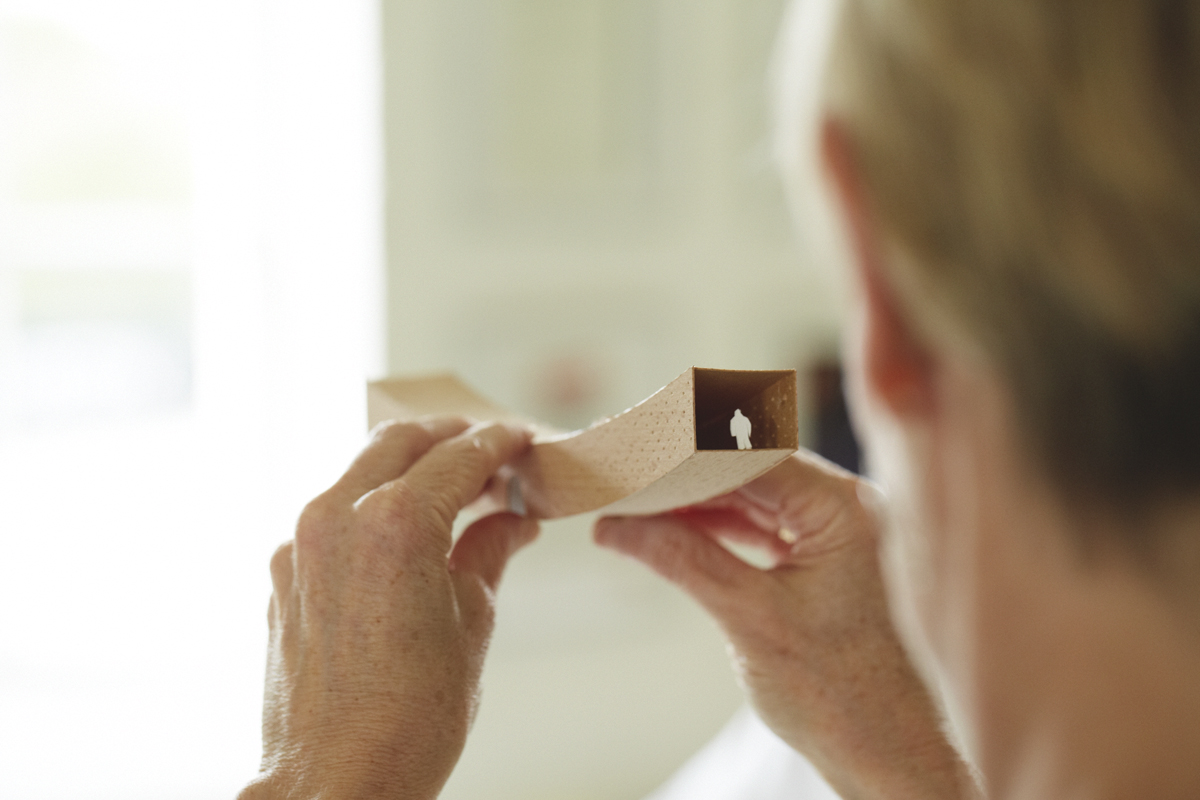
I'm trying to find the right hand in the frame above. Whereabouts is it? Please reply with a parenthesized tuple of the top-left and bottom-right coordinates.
(241, 417, 538, 800)
(595, 452, 980, 800)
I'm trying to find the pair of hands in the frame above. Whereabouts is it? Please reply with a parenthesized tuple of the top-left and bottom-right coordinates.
(240, 417, 974, 800)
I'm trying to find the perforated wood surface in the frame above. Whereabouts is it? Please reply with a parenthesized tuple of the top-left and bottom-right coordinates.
(367, 367, 798, 519)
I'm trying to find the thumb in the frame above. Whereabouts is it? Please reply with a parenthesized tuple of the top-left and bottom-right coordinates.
(449, 512, 540, 639)
(594, 514, 758, 619)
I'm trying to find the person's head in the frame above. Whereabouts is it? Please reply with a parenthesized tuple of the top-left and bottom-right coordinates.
(782, 0, 1200, 782)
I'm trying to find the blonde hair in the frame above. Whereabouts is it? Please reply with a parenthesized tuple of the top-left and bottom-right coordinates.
(824, 0, 1200, 507)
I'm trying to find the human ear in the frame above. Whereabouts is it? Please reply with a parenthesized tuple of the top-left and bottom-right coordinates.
(820, 118, 936, 419)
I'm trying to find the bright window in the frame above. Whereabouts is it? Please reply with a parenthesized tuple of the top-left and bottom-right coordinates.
(0, 1, 383, 796)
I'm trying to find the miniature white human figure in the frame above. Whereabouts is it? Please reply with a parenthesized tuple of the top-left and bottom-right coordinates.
(730, 408, 752, 450)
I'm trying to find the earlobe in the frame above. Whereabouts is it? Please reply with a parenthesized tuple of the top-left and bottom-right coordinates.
(820, 118, 936, 420)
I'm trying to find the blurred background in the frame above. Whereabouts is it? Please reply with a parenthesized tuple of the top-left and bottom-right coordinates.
(0, 0, 850, 798)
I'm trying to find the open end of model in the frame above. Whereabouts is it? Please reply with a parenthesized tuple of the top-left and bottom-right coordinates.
(693, 368, 799, 451)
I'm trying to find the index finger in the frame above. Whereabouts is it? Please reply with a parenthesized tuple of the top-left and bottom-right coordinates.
(360, 421, 533, 531)
(328, 416, 474, 503)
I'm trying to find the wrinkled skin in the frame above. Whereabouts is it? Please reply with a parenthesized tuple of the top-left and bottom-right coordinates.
(237, 418, 977, 800)
(596, 453, 979, 800)
(239, 417, 538, 800)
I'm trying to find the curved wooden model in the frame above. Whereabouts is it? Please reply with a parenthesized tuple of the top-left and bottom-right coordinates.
(368, 367, 799, 519)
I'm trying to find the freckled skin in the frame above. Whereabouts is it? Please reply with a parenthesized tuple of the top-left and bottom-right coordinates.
(242, 413, 982, 800)
(596, 453, 980, 800)
(240, 418, 539, 800)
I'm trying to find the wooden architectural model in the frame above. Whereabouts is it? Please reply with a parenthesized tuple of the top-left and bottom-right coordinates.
(368, 367, 799, 519)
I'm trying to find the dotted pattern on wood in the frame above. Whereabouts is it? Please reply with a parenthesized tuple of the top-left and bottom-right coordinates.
(367, 367, 799, 519)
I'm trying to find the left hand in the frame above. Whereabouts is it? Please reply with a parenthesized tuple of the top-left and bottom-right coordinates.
(595, 453, 978, 800)
(240, 417, 538, 800)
